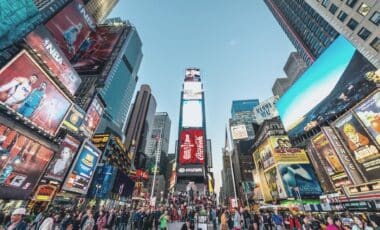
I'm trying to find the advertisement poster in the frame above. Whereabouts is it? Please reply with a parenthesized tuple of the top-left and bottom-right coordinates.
(278, 164, 323, 197)
(72, 25, 124, 74)
(80, 95, 104, 137)
(0, 51, 71, 135)
(179, 129, 205, 164)
(45, 0, 96, 60)
(269, 136, 309, 164)
(182, 100, 203, 128)
(62, 140, 101, 194)
(253, 96, 279, 125)
(230, 125, 248, 140)
(33, 184, 57, 201)
(276, 36, 376, 137)
(183, 82, 202, 100)
(264, 167, 285, 199)
(62, 105, 85, 133)
(25, 25, 82, 95)
(334, 113, 380, 181)
(185, 68, 201, 82)
(44, 135, 80, 182)
(258, 140, 274, 170)
(0, 124, 54, 200)
(354, 91, 380, 145)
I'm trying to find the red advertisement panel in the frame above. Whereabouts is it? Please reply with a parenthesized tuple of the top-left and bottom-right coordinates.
(179, 129, 205, 164)
(80, 95, 104, 137)
(0, 124, 54, 200)
(45, 0, 96, 60)
(25, 25, 82, 95)
(0, 51, 72, 135)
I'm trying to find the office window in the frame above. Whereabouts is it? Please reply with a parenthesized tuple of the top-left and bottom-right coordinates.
(357, 3, 371, 16)
(370, 37, 380, 52)
(357, 27, 372, 40)
(329, 4, 338, 15)
(347, 18, 359, 30)
(337, 11, 348, 22)
(322, 0, 329, 7)
(346, 0, 357, 8)
(370, 11, 380, 26)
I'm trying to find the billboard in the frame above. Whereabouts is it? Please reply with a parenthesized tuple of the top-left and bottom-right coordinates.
(179, 129, 205, 164)
(44, 135, 81, 182)
(269, 136, 309, 164)
(80, 95, 105, 137)
(354, 91, 380, 145)
(278, 164, 323, 197)
(0, 51, 72, 135)
(45, 0, 96, 60)
(71, 25, 125, 75)
(62, 105, 85, 133)
(257, 140, 275, 170)
(183, 82, 202, 100)
(177, 165, 204, 177)
(25, 25, 82, 95)
(230, 125, 249, 140)
(33, 184, 57, 201)
(276, 36, 377, 137)
(0, 124, 54, 200)
(264, 167, 286, 199)
(185, 68, 201, 82)
(253, 96, 279, 124)
(334, 113, 380, 181)
(182, 100, 203, 128)
(62, 140, 101, 194)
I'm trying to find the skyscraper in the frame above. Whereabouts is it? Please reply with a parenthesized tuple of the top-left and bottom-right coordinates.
(230, 99, 259, 141)
(265, 0, 339, 65)
(84, 0, 119, 23)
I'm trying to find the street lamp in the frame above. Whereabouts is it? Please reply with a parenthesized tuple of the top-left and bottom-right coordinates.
(95, 184, 102, 200)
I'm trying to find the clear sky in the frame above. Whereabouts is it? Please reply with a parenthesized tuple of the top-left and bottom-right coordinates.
(110, 0, 295, 194)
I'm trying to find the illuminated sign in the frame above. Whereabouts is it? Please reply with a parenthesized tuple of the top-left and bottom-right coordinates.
(34, 184, 57, 201)
(179, 129, 205, 165)
(183, 82, 202, 100)
(62, 105, 85, 133)
(182, 100, 203, 128)
(80, 95, 105, 137)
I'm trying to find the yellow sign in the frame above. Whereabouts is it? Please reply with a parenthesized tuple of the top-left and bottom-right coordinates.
(268, 136, 309, 164)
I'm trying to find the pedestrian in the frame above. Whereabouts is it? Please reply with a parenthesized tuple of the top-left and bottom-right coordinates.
(327, 216, 339, 230)
(271, 210, 283, 230)
(181, 220, 192, 230)
(159, 210, 169, 230)
(105, 209, 116, 229)
(38, 211, 59, 230)
(220, 209, 228, 230)
(4, 208, 28, 230)
(334, 217, 344, 230)
(211, 207, 217, 230)
(352, 216, 373, 230)
(369, 214, 380, 230)
(81, 210, 95, 230)
(288, 214, 301, 230)
(96, 210, 107, 230)
(233, 208, 242, 230)
(142, 209, 153, 230)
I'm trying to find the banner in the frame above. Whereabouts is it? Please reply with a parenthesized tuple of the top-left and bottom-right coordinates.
(230, 125, 248, 140)
(0, 51, 72, 135)
(253, 96, 279, 124)
(177, 165, 204, 177)
(179, 129, 205, 164)
(62, 105, 85, 133)
(33, 184, 57, 201)
(0, 124, 54, 200)
(80, 95, 104, 137)
(269, 136, 309, 164)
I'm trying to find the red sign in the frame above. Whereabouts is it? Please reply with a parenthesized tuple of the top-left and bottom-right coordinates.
(179, 129, 205, 164)
(80, 95, 104, 137)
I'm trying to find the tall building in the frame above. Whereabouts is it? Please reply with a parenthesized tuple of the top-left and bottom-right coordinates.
(272, 78, 292, 97)
(265, 0, 339, 65)
(230, 99, 259, 141)
(231, 100, 260, 118)
(84, 0, 119, 23)
(305, 0, 380, 68)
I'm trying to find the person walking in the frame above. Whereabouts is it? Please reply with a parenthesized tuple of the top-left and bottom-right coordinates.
(271, 210, 284, 230)
(352, 216, 374, 230)
(4, 208, 28, 230)
(159, 211, 169, 230)
(81, 210, 95, 230)
(233, 208, 242, 230)
(96, 210, 107, 230)
(220, 209, 228, 230)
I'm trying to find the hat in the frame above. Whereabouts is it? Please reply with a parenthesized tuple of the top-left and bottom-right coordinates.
(12, 208, 26, 215)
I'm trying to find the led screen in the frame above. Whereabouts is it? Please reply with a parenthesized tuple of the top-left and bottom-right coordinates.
(62, 105, 85, 133)
(183, 82, 202, 100)
(182, 100, 203, 128)
(276, 36, 376, 137)
(253, 96, 279, 125)
(179, 129, 205, 165)
(80, 95, 104, 137)
(0, 51, 71, 135)
(185, 68, 200, 82)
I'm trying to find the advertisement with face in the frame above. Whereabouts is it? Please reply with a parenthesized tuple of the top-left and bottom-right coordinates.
(80, 95, 104, 137)
(0, 124, 54, 200)
(0, 51, 71, 135)
(185, 68, 201, 82)
(45, 0, 96, 60)
(44, 135, 80, 182)
(269, 136, 309, 164)
(183, 82, 202, 100)
(25, 25, 82, 95)
(278, 164, 323, 197)
(179, 129, 205, 165)
(253, 96, 279, 125)
(264, 167, 285, 199)
(62, 140, 101, 194)
(62, 105, 85, 133)
(276, 36, 377, 138)
(182, 100, 203, 128)
(354, 91, 380, 145)
(258, 140, 274, 170)
(334, 113, 380, 181)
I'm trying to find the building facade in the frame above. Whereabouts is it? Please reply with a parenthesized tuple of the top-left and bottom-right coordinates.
(84, 0, 119, 23)
(230, 99, 259, 141)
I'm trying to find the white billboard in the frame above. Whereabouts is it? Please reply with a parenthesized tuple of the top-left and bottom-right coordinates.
(183, 82, 202, 100)
(253, 96, 279, 124)
(182, 100, 203, 127)
(230, 124, 249, 140)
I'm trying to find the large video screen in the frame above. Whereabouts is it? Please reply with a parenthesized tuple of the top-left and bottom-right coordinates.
(182, 100, 203, 128)
(185, 68, 201, 82)
(179, 129, 205, 165)
(276, 36, 376, 137)
(0, 51, 72, 135)
(45, 0, 96, 60)
(112, 169, 135, 197)
(25, 26, 82, 95)
(72, 25, 125, 75)
(0, 124, 54, 200)
(80, 95, 104, 137)
(62, 140, 101, 194)
(183, 82, 202, 100)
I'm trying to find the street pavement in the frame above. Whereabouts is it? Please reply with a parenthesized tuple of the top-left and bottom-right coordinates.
(168, 221, 217, 230)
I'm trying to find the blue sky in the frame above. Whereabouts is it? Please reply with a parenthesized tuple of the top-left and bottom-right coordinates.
(110, 0, 295, 193)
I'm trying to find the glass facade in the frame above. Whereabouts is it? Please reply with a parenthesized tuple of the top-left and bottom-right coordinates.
(231, 99, 259, 118)
(230, 99, 259, 140)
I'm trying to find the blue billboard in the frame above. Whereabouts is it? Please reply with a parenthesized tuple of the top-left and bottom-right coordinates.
(276, 36, 377, 138)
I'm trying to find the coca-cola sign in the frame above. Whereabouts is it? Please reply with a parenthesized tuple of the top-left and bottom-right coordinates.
(179, 129, 205, 164)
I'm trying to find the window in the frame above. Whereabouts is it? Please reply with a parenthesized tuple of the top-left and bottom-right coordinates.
(329, 4, 338, 14)
(322, 0, 329, 7)
(347, 18, 359, 30)
(357, 3, 371, 16)
(357, 27, 372, 40)
(370, 37, 380, 52)
(337, 11, 348, 22)
(370, 11, 380, 26)
(346, 0, 357, 8)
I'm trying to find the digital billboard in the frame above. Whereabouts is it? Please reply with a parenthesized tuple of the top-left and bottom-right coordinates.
(45, 0, 96, 60)
(276, 36, 377, 137)
(72, 25, 125, 75)
(354, 91, 380, 145)
(177, 165, 204, 177)
(80, 95, 105, 137)
(185, 68, 201, 82)
(44, 135, 81, 182)
(269, 136, 309, 164)
(257, 140, 274, 170)
(0, 51, 72, 135)
(230, 125, 249, 140)
(183, 82, 202, 100)
(179, 129, 205, 164)
(62, 105, 85, 133)
(33, 184, 57, 202)
(62, 140, 101, 194)
(25, 25, 82, 95)
(278, 164, 323, 197)
(182, 100, 203, 128)
(253, 96, 279, 125)
(334, 113, 380, 181)
(0, 124, 54, 200)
